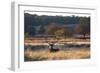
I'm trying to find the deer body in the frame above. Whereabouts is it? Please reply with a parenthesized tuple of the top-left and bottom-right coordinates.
(49, 43, 60, 52)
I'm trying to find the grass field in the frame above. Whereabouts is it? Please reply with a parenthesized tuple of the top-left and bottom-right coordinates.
(25, 38, 90, 43)
(24, 48, 90, 61)
(24, 38, 90, 61)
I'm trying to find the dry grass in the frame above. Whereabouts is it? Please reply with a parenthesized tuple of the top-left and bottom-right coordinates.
(25, 38, 90, 43)
(24, 48, 90, 61)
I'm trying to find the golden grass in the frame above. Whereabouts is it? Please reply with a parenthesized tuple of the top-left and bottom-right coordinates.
(25, 38, 90, 43)
(24, 48, 90, 61)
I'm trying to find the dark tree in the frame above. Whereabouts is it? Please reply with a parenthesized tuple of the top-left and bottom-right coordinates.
(38, 25, 45, 34)
(75, 17, 90, 38)
(46, 23, 58, 35)
(28, 26, 36, 36)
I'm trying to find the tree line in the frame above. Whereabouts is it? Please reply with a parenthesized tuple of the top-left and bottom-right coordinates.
(24, 13, 90, 38)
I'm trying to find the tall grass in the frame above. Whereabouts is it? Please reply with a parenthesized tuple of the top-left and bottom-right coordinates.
(24, 48, 90, 61)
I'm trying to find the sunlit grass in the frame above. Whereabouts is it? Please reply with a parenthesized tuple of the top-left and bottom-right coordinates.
(24, 48, 90, 61)
(25, 38, 90, 43)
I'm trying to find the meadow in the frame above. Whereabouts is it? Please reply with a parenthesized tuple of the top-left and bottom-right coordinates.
(24, 48, 90, 61)
(24, 13, 90, 61)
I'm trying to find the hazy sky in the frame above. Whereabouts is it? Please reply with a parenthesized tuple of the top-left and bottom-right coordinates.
(24, 10, 91, 17)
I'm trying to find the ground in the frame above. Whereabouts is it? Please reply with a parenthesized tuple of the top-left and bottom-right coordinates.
(24, 38, 90, 61)
(24, 48, 90, 61)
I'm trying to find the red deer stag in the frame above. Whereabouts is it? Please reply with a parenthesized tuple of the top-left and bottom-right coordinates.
(49, 43, 60, 52)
